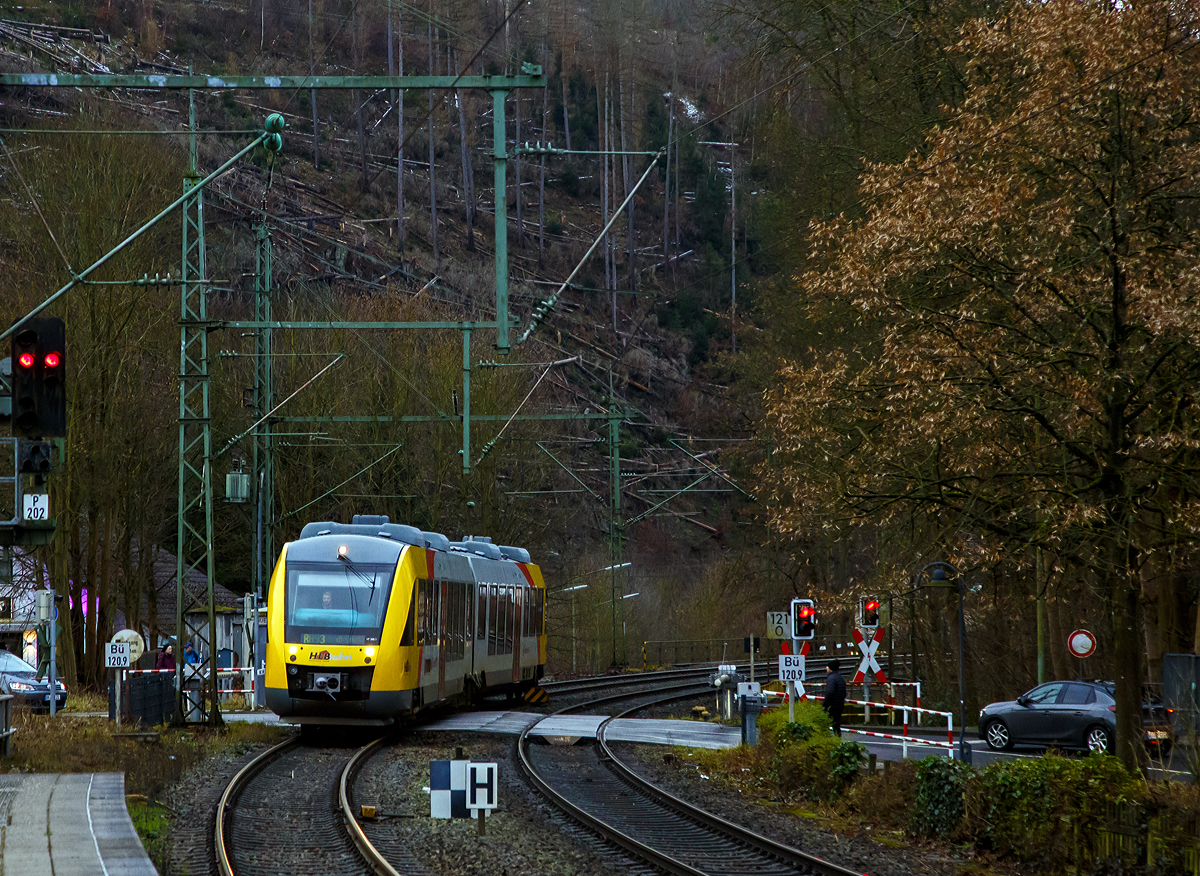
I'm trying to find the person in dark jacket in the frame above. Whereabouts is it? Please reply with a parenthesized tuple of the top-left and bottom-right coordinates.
(823, 660, 847, 737)
(155, 643, 176, 672)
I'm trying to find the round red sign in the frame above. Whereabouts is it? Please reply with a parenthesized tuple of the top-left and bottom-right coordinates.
(1068, 629, 1097, 659)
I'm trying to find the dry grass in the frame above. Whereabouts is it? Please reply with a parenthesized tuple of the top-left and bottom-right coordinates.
(0, 709, 290, 798)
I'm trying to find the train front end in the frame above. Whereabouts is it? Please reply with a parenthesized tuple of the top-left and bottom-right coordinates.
(264, 530, 414, 724)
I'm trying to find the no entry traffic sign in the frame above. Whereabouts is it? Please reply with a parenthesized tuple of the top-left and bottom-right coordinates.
(1068, 629, 1097, 659)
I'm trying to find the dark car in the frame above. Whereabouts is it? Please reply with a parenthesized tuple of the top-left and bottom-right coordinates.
(979, 680, 1170, 753)
(0, 650, 66, 712)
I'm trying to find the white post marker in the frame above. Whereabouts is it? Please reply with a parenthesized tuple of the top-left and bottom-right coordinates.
(765, 612, 789, 640)
(779, 653, 805, 723)
(105, 642, 130, 730)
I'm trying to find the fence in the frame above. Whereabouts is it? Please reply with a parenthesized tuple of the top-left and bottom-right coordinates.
(642, 639, 743, 668)
(122, 666, 258, 712)
(763, 688, 957, 759)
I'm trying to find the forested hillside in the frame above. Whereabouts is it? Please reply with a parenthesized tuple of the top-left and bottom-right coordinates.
(3, 0, 1200, 771)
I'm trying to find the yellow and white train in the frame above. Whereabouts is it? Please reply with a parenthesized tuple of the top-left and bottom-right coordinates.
(264, 515, 547, 725)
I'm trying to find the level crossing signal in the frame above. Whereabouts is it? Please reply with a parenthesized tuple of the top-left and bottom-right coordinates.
(10, 317, 66, 438)
(860, 595, 881, 629)
(791, 598, 816, 640)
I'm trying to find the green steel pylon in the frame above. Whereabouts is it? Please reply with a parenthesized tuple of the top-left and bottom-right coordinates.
(174, 86, 223, 727)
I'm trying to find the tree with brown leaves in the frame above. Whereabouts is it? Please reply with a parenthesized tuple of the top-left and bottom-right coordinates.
(760, 0, 1200, 774)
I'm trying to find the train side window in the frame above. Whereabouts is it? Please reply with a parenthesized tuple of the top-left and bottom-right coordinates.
(499, 586, 509, 655)
(476, 586, 487, 643)
(465, 583, 474, 652)
(537, 587, 545, 635)
(400, 589, 416, 647)
(452, 582, 464, 660)
(414, 579, 428, 646)
(488, 585, 499, 655)
(523, 586, 531, 637)
(505, 586, 515, 654)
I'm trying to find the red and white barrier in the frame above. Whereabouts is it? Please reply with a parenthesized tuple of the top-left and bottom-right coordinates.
(887, 681, 923, 725)
(813, 695, 956, 758)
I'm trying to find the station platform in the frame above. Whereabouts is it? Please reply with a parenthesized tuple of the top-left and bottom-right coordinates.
(0, 772, 157, 876)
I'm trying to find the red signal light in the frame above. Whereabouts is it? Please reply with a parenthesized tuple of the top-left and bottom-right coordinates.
(865, 600, 879, 611)
(798, 606, 814, 619)
(17, 353, 34, 369)
(43, 352, 60, 368)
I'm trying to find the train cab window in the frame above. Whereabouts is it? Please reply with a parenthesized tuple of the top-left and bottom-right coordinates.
(284, 560, 396, 647)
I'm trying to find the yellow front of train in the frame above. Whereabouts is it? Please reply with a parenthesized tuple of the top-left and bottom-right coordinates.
(264, 525, 424, 724)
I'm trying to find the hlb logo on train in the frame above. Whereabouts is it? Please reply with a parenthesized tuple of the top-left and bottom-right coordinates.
(430, 760, 498, 819)
(308, 650, 350, 661)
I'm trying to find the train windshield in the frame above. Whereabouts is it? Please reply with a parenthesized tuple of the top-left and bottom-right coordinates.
(284, 560, 396, 646)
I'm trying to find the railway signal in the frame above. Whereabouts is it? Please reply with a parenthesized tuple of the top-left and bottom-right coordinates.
(791, 598, 816, 640)
(10, 317, 66, 438)
(860, 595, 881, 629)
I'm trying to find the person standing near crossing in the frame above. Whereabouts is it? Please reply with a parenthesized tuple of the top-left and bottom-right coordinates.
(823, 660, 847, 737)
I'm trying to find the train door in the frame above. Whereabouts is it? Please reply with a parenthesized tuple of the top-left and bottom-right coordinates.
(437, 580, 447, 701)
(473, 583, 487, 678)
(511, 584, 523, 683)
(417, 578, 440, 705)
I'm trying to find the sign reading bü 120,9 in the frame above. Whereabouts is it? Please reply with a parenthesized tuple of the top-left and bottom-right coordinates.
(778, 654, 805, 683)
(430, 760, 498, 819)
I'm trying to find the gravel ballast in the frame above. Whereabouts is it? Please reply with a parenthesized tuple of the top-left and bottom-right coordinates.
(157, 725, 976, 876)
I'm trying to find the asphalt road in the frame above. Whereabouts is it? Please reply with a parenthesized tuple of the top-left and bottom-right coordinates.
(847, 728, 1191, 779)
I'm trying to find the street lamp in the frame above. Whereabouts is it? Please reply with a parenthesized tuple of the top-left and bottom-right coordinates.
(914, 561, 972, 764)
(558, 562, 631, 673)
(562, 583, 589, 673)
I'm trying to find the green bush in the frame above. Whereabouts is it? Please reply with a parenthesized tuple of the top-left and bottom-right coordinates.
(913, 756, 972, 837)
(757, 702, 846, 801)
(830, 740, 868, 789)
(964, 752, 1137, 870)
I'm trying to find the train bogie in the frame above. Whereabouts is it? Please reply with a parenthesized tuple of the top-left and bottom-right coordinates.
(264, 517, 546, 726)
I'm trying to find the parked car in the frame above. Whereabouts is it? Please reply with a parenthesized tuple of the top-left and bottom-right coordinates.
(0, 650, 66, 712)
(978, 680, 1170, 753)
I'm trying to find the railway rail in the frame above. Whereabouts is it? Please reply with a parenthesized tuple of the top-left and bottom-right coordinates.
(517, 686, 863, 876)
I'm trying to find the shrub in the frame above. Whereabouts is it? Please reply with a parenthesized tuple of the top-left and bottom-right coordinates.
(757, 701, 844, 801)
(913, 756, 972, 838)
(841, 760, 919, 829)
(964, 752, 1138, 870)
(829, 740, 868, 791)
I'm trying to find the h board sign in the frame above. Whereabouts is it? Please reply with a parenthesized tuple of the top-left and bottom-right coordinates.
(430, 759, 498, 819)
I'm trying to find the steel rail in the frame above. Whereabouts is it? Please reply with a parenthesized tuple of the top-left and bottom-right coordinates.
(214, 736, 301, 876)
(517, 691, 712, 876)
(339, 735, 403, 876)
(597, 706, 865, 876)
(520, 683, 865, 876)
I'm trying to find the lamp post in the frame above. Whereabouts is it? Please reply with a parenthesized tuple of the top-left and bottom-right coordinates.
(915, 561, 972, 764)
(559, 562, 631, 674)
(562, 583, 588, 673)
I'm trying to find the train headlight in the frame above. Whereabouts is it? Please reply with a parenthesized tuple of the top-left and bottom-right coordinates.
(288, 646, 298, 655)
(338, 544, 349, 559)
(365, 647, 376, 658)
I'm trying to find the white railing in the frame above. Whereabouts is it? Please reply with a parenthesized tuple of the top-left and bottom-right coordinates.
(762, 688, 957, 759)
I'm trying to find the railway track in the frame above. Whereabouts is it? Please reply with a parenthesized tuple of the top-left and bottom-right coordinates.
(215, 733, 434, 876)
(517, 687, 863, 876)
